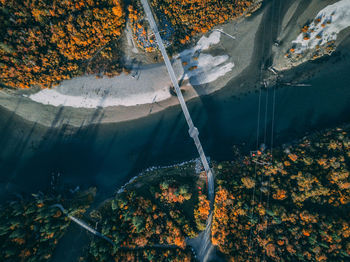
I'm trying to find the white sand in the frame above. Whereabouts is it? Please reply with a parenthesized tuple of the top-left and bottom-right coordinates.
(29, 73, 172, 108)
(29, 31, 234, 108)
(29, 62, 175, 108)
(177, 31, 235, 86)
(292, 0, 350, 54)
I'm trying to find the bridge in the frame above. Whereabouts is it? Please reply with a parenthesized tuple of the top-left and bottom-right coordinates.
(140, 1, 215, 260)
(140, 0, 215, 207)
(51, 204, 114, 245)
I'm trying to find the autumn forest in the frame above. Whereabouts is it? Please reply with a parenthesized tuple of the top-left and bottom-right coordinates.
(0, 0, 259, 89)
(0, 0, 125, 89)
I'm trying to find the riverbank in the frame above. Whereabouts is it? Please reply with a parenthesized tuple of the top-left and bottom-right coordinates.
(0, 2, 264, 127)
(1, 36, 350, 202)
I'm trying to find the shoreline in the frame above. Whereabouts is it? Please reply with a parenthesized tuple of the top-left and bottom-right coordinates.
(1, 0, 350, 128)
(0, 5, 265, 128)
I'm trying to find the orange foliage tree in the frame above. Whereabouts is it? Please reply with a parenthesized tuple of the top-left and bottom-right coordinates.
(151, 0, 260, 45)
(211, 126, 350, 261)
(0, 0, 125, 88)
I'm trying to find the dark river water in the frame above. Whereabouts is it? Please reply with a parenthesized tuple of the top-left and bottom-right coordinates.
(1, 47, 350, 203)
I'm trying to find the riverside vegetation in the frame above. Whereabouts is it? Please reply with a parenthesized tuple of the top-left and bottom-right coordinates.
(85, 164, 209, 261)
(0, 0, 261, 89)
(150, 0, 261, 46)
(86, 125, 350, 261)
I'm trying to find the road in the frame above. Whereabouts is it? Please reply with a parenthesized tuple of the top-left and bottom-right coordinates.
(140, 0, 215, 207)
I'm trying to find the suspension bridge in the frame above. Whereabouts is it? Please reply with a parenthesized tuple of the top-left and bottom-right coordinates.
(50, 2, 217, 257)
(50, 2, 217, 256)
(139, 0, 215, 207)
(139, 0, 217, 260)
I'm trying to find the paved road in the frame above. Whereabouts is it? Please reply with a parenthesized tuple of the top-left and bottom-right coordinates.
(140, 0, 215, 207)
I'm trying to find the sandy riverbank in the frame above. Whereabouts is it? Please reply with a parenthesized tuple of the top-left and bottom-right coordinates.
(0, 3, 264, 128)
(28, 31, 235, 109)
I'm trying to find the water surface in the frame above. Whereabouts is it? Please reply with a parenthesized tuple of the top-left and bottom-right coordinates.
(1, 49, 349, 202)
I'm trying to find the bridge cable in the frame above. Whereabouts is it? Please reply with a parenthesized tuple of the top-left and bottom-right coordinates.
(247, 2, 268, 254)
(248, 0, 277, 257)
(261, 0, 282, 260)
(262, 84, 277, 262)
(247, 87, 262, 255)
(257, 79, 269, 258)
(257, 0, 278, 260)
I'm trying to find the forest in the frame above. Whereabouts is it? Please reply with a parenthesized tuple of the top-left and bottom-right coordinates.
(85, 164, 209, 261)
(212, 126, 350, 261)
(0, 0, 125, 89)
(150, 0, 261, 46)
(0, 188, 96, 261)
(0, 0, 262, 89)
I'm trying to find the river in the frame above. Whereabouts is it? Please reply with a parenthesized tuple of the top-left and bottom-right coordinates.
(1, 44, 350, 204)
(1, 22, 350, 262)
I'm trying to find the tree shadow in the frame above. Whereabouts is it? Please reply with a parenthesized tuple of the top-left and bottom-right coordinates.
(0, 102, 111, 199)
